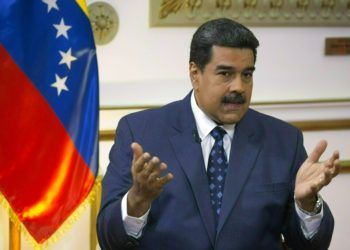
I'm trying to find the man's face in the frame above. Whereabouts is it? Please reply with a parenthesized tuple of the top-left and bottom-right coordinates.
(190, 45, 255, 124)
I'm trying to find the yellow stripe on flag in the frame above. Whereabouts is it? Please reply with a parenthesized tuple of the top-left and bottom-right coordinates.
(76, 0, 89, 16)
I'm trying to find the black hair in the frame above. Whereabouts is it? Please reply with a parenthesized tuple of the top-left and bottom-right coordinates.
(189, 18, 259, 71)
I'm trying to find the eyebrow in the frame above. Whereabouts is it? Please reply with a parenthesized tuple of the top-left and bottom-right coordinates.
(215, 65, 256, 72)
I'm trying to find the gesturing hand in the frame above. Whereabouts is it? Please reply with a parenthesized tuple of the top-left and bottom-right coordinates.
(295, 140, 340, 211)
(127, 142, 173, 217)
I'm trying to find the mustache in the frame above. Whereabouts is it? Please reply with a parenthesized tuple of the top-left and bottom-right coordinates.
(222, 92, 246, 104)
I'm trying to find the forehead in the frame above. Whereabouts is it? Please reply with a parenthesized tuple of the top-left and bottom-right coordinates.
(208, 45, 255, 68)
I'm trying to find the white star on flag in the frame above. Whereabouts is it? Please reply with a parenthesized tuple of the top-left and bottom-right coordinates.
(51, 74, 69, 96)
(53, 18, 72, 39)
(59, 48, 77, 69)
(42, 0, 59, 13)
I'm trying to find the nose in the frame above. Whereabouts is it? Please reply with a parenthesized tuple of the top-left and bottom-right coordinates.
(228, 75, 244, 93)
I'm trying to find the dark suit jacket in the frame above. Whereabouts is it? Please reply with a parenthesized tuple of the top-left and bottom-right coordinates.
(97, 92, 334, 250)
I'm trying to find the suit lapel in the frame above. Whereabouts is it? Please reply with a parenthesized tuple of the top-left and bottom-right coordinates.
(170, 130, 216, 245)
(216, 111, 262, 237)
(168, 93, 216, 246)
(168, 95, 263, 244)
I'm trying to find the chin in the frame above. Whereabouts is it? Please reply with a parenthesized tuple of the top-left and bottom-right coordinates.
(216, 105, 249, 124)
(217, 114, 243, 125)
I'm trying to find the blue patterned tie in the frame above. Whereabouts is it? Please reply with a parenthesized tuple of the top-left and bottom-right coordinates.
(207, 126, 228, 226)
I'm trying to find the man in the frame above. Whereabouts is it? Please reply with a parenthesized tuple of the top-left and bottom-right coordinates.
(97, 18, 340, 250)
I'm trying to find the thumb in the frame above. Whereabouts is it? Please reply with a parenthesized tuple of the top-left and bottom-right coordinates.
(307, 140, 327, 164)
(131, 142, 143, 164)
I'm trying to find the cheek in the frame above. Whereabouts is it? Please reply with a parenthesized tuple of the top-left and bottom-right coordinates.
(197, 78, 228, 106)
(205, 86, 224, 104)
(244, 84, 253, 98)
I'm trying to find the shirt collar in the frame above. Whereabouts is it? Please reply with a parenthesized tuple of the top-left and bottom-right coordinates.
(190, 91, 235, 140)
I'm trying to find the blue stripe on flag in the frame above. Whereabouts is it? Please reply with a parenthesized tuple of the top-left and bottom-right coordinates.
(0, 0, 99, 175)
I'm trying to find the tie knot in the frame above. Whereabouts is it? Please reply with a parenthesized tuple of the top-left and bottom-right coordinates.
(210, 126, 226, 141)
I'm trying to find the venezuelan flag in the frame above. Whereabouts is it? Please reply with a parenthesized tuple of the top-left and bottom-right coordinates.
(0, 0, 99, 245)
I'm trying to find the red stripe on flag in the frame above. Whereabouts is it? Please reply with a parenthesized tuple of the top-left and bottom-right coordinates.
(0, 45, 95, 243)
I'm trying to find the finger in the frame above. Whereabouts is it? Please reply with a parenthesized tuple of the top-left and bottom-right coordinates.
(331, 159, 341, 177)
(143, 157, 160, 177)
(307, 140, 327, 164)
(156, 172, 174, 187)
(148, 171, 161, 182)
(148, 162, 170, 182)
(325, 150, 339, 164)
(320, 172, 332, 186)
(325, 150, 340, 169)
(147, 161, 164, 181)
(317, 167, 338, 190)
(323, 151, 340, 175)
(133, 152, 151, 173)
(131, 142, 143, 165)
(333, 150, 340, 161)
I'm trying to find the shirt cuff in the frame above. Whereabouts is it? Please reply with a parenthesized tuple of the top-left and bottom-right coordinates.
(121, 192, 150, 238)
(294, 200, 323, 239)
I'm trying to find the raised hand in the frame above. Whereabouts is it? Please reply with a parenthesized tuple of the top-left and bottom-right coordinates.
(127, 142, 173, 217)
(294, 140, 340, 211)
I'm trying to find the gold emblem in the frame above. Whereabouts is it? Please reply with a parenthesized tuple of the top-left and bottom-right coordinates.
(88, 2, 118, 45)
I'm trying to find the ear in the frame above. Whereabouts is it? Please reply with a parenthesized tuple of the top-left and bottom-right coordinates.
(189, 62, 200, 90)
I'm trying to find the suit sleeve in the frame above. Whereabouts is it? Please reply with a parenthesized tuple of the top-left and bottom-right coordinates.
(283, 130, 334, 250)
(96, 117, 140, 250)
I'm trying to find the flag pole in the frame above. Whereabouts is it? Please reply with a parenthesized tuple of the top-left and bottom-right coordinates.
(9, 219, 21, 250)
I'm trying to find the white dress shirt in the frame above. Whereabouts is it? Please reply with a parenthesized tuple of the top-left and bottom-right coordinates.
(121, 92, 323, 239)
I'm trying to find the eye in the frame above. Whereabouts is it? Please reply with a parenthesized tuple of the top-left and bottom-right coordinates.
(218, 71, 232, 77)
(242, 71, 253, 81)
(243, 71, 253, 78)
